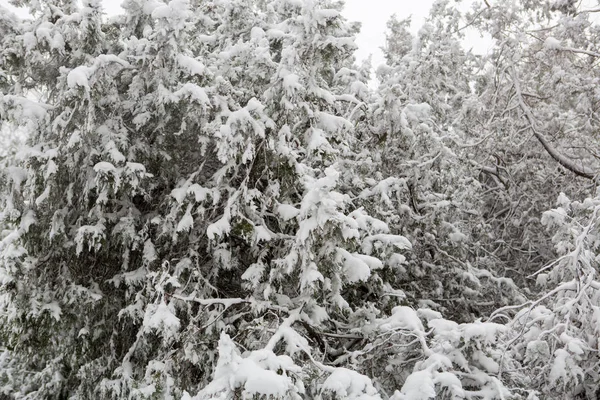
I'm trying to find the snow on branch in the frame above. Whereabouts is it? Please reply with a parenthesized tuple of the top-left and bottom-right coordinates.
(509, 67, 597, 180)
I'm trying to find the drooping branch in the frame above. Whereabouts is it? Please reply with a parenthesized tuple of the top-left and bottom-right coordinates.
(509, 67, 597, 180)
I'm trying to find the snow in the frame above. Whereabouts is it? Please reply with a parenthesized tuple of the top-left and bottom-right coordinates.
(350, 81, 369, 98)
(404, 103, 432, 121)
(41, 301, 62, 321)
(237, 364, 289, 397)
(419, 353, 453, 370)
(317, 111, 352, 132)
(388, 253, 407, 269)
(525, 340, 550, 363)
(1, 95, 49, 121)
(462, 321, 506, 344)
(74, 224, 106, 254)
(250, 27, 266, 40)
(417, 308, 443, 321)
(110, 267, 148, 288)
(277, 203, 300, 221)
(338, 248, 371, 283)
(22, 32, 37, 51)
(35, 186, 50, 206)
(348, 208, 389, 233)
(143, 239, 157, 265)
(49, 33, 65, 52)
(307, 128, 334, 154)
(309, 85, 336, 104)
(19, 210, 37, 232)
(197, 34, 216, 44)
(34, 22, 65, 51)
(140, 0, 162, 14)
(132, 384, 156, 397)
(352, 253, 384, 270)
(544, 37, 562, 50)
(93, 161, 117, 173)
(362, 234, 412, 255)
(282, 71, 302, 96)
(548, 348, 569, 382)
(34, 22, 52, 43)
(187, 184, 211, 202)
(96, 54, 130, 67)
(125, 162, 147, 174)
(433, 372, 464, 397)
(67, 55, 129, 91)
(266, 28, 286, 39)
(171, 186, 188, 204)
(6, 166, 27, 187)
(132, 112, 151, 126)
(197, 333, 299, 399)
(242, 262, 265, 286)
(177, 54, 206, 76)
(315, 9, 340, 23)
(44, 160, 57, 180)
(269, 324, 310, 355)
(308, 304, 329, 325)
(176, 205, 194, 232)
(245, 97, 265, 113)
(321, 368, 381, 399)
(427, 318, 459, 334)
(448, 230, 467, 242)
(380, 306, 424, 332)
(206, 212, 231, 239)
(105, 141, 126, 164)
(297, 216, 319, 242)
(472, 350, 500, 373)
(143, 300, 181, 336)
(44, 148, 59, 159)
(150, 3, 171, 18)
(172, 83, 211, 105)
(300, 262, 324, 291)
(561, 333, 585, 356)
(253, 225, 272, 243)
(67, 66, 91, 90)
(398, 370, 436, 400)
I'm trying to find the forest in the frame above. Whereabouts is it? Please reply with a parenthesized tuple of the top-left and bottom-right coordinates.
(1, 0, 600, 398)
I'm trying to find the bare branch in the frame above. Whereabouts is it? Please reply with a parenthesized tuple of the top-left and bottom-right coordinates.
(557, 45, 600, 58)
(576, 7, 600, 15)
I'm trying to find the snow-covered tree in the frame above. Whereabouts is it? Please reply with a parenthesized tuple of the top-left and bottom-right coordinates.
(372, 0, 527, 324)
(494, 190, 600, 399)
(465, 0, 600, 279)
(4, 0, 600, 398)
(0, 0, 416, 398)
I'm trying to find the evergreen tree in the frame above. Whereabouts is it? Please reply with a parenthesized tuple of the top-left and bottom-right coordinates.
(0, 0, 414, 398)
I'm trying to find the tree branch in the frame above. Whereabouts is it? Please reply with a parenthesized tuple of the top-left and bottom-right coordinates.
(509, 67, 597, 180)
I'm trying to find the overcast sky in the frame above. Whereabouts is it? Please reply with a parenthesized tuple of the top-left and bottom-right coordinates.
(343, 0, 435, 66)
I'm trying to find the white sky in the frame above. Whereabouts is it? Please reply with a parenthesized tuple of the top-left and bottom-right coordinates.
(343, 0, 435, 67)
